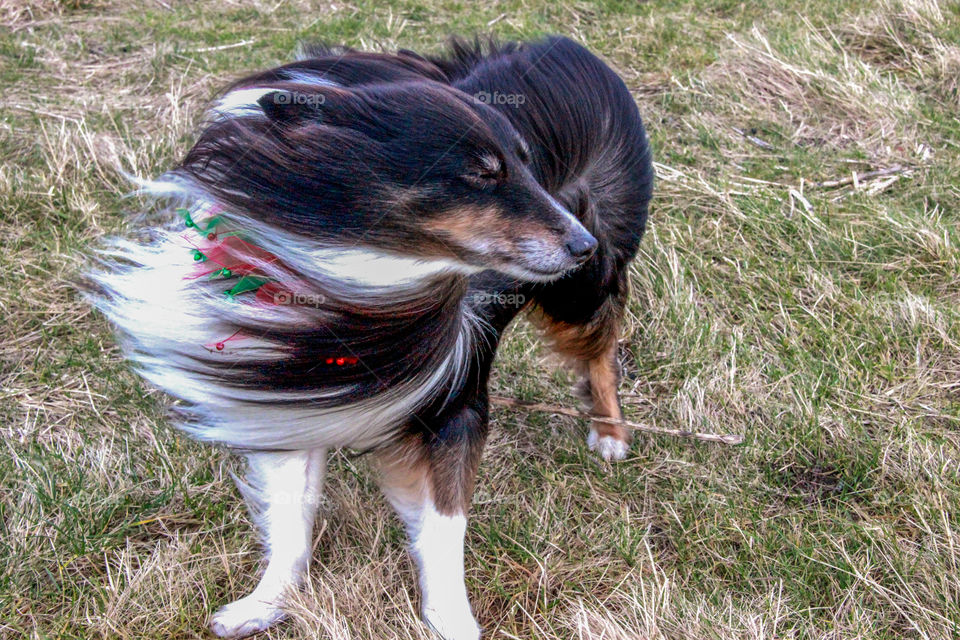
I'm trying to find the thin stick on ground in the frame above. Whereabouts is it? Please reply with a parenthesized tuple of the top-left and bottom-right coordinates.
(813, 165, 907, 189)
(489, 395, 745, 445)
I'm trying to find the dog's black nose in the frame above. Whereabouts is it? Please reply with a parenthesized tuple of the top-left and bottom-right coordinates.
(565, 233, 598, 263)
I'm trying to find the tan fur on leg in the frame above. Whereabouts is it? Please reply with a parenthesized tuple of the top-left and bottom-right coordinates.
(585, 338, 630, 460)
(531, 299, 631, 461)
(374, 440, 481, 640)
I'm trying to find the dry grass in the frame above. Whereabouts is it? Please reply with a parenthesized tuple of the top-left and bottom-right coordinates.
(838, 0, 960, 110)
(2, 0, 960, 639)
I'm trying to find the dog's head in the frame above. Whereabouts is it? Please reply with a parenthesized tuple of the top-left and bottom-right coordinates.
(178, 79, 596, 282)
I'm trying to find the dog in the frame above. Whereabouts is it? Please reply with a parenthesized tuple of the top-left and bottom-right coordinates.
(87, 35, 652, 639)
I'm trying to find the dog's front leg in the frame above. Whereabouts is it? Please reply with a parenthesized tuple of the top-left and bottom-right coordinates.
(210, 448, 328, 639)
(376, 404, 488, 640)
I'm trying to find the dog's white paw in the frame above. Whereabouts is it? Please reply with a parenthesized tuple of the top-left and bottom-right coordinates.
(423, 605, 481, 640)
(587, 429, 629, 461)
(209, 594, 285, 639)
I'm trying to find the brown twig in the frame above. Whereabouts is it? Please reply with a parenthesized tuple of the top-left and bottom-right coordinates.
(489, 395, 744, 445)
(814, 165, 907, 189)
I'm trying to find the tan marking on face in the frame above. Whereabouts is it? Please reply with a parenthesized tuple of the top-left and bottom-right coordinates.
(426, 205, 553, 254)
(380, 184, 431, 212)
(426, 205, 506, 242)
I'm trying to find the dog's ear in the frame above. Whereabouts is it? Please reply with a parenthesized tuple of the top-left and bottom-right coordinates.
(257, 87, 372, 131)
(257, 90, 323, 124)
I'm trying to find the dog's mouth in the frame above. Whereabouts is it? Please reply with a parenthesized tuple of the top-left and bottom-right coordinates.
(500, 263, 572, 282)
(495, 231, 598, 282)
(476, 248, 593, 282)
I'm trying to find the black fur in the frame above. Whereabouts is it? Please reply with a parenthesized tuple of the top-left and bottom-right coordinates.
(90, 35, 652, 467)
(412, 36, 653, 509)
(87, 34, 654, 637)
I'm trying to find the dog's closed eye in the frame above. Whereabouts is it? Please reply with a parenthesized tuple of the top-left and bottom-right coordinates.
(462, 153, 505, 188)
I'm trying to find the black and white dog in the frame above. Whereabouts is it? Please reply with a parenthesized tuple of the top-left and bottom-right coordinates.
(89, 36, 653, 639)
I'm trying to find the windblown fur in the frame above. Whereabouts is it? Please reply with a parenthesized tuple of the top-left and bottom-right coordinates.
(86, 34, 654, 640)
(86, 35, 653, 454)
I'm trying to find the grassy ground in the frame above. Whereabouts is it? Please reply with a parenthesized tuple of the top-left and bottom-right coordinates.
(2, 0, 960, 638)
